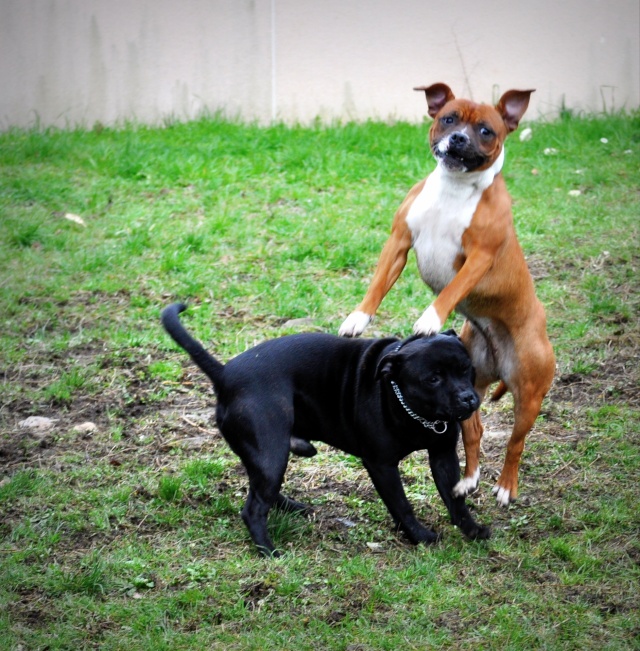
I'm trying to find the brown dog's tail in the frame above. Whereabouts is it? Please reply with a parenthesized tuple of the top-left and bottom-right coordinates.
(490, 381, 509, 402)
(161, 303, 225, 391)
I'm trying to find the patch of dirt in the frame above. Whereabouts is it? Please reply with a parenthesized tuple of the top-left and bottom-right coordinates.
(550, 330, 639, 407)
(7, 595, 56, 628)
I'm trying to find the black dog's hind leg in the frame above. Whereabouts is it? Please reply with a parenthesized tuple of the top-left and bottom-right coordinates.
(362, 459, 440, 544)
(428, 443, 491, 540)
(275, 493, 312, 514)
(242, 486, 280, 557)
(243, 489, 310, 557)
(234, 418, 294, 557)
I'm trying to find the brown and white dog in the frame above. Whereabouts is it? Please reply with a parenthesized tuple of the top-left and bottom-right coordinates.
(339, 83, 555, 506)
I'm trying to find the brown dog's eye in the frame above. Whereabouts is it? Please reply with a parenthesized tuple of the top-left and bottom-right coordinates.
(479, 126, 494, 138)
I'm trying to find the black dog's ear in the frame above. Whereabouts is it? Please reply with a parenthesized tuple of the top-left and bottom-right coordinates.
(441, 328, 458, 338)
(375, 352, 397, 380)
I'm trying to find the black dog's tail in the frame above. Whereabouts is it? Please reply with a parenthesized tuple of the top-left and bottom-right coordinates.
(161, 303, 225, 390)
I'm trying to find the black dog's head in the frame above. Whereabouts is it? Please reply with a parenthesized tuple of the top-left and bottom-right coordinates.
(377, 331, 479, 423)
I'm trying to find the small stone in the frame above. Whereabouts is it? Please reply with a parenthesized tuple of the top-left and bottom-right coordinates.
(19, 416, 57, 431)
(519, 127, 533, 142)
(64, 213, 86, 226)
(72, 422, 98, 435)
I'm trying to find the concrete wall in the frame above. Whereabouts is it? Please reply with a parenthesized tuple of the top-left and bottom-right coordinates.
(2, 0, 638, 129)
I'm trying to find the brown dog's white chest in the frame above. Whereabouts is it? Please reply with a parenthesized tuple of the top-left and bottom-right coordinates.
(406, 151, 504, 294)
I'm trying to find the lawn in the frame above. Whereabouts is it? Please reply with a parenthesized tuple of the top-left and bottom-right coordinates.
(0, 111, 639, 650)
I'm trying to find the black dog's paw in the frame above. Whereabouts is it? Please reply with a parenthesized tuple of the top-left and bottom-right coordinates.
(475, 524, 492, 540)
(402, 525, 441, 546)
(420, 531, 442, 545)
(461, 521, 491, 541)
(258, 546, 283, 559)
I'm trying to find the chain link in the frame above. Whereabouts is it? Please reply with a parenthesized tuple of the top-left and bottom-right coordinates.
(389, 380, 448, 434)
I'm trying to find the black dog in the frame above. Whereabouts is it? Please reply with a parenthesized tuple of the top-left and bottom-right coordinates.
(161, 303, 490, 556)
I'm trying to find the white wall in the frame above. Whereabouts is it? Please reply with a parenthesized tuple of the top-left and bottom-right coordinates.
(1, 0, 638, 128)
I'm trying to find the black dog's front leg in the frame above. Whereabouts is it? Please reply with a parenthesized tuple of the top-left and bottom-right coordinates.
(428, 445, 491, 540)
(362, 459, 439, 545)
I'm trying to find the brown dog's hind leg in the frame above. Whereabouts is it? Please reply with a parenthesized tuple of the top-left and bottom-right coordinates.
(492, 387, 547, 506)
(453, 410, 485, 497)
(493, 334, 555, 505)
(453, 319, 495, 498)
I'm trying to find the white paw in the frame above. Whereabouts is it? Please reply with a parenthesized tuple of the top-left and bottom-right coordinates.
(452, 468, 480, 497)
(413, 305, 442, 336)
(492, 485, 512, 507)
(338, 311, 371, 337)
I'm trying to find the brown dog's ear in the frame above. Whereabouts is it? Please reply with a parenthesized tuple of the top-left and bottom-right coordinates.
(414, 83, 456, 118)
(495, 89, 535, 132)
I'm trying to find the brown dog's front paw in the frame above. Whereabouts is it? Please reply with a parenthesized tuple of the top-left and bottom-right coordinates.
(452, 468, 480, 497)
(413, 305, 442, 336)
(492, 483, 517, 506)
(338, 311, 371, 337)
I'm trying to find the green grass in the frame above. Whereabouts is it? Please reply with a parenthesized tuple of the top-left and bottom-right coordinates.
(1, 112, 639, 650)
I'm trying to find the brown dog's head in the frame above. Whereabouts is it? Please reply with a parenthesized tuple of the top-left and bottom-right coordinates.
(414, 83, 534, 173)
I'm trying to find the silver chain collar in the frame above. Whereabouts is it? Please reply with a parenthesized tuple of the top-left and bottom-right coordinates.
(387, 341, 448, 434)
(389, 380, 448, 435)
